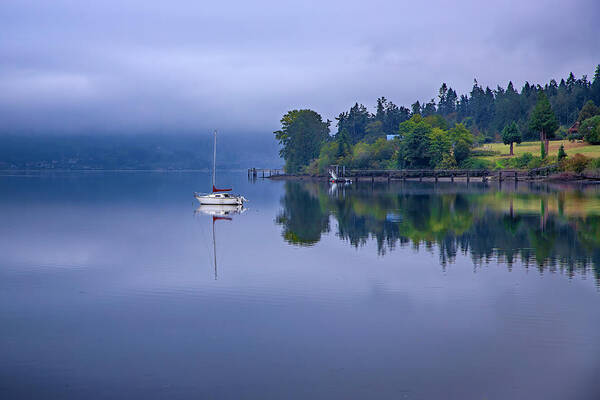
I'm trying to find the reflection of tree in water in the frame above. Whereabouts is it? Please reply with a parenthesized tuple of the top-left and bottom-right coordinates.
(276, 181, 600, 282)
(276, 182, 330, 246)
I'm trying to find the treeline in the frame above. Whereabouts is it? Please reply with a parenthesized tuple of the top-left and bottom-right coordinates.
(275, 65, 600, 173)
(334, 66, 600, 141)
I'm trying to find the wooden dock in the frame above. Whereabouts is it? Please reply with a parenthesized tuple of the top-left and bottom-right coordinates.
(247, 168, 285, 178)
(343, 167, 556, 182)
(248, 165, 558, 182)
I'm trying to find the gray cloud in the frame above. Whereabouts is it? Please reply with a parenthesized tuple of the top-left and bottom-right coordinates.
(0, 0, 598, 135)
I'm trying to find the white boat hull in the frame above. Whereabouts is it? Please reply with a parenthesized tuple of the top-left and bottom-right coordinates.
(195, 193, 245, 205)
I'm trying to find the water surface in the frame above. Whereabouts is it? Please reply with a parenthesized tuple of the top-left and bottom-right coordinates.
(1, 172, 599, 399)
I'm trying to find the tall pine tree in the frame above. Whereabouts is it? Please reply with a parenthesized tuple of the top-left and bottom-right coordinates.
(592, 64, 600, 105)
(528, 92, 558, 156)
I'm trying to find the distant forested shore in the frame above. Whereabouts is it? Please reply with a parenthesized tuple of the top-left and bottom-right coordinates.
(0, 134, 281, 170)
(275, 65, 600, 176)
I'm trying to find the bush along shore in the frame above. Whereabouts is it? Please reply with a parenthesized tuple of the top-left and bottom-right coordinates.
(273, 65, 600, 182)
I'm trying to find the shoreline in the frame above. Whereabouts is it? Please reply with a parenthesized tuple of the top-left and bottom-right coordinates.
(268, 173, 600, 184)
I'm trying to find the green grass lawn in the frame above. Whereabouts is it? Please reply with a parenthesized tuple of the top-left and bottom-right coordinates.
(474, 140, 600, 162)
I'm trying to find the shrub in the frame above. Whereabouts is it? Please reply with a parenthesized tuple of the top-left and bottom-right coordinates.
(561, 153, 590, 174)
(557, 144, 567, 161)
(470, 149, 499, 157)
(588, 158, 600, 169)
(437, 152, 457, 169)
(581, 157, 600, 178)
(460, 157, 492, 170)
(527, 158, 543, 169)
(499, 152, 548, 170)
(453, 140, 471, 165)
(512, 152, 534, 169)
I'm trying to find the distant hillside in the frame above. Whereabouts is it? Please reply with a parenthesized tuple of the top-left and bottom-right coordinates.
(0, 134, 282, 170)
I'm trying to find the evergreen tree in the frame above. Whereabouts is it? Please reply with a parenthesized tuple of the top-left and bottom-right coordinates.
(336, 128, 351, 158)
(468, 80, 495, 133)
(501, 121, 521, 156)
(493, 81, 522, 133)
(577, 100, 599, 123)
(375, 97, 410, 135)
(364, 120, 385, 143)
(437, 83, 457, 116)
(566, 72, 576, 91)
(422, 99, 437, 116)
(446, 88, 458, 114)
(375, 97, 386, 122)
(546, 79, 558, 97)
(528, 92, 558, 156)
(411, 101, 421, 116)
(592, 65, 600, 105)
(456, 94, 469, 121)
(336, 103, 371, 144)
(437, 83, 448, 115)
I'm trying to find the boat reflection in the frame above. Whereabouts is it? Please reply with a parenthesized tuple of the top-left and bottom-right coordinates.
(195, 204, 246, 217)
(195, 204, 245, 279)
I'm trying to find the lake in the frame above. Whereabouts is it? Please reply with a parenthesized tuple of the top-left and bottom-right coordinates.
(1, 171, 599, 399)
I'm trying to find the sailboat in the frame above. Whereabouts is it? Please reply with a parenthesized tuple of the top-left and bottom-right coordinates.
(194, 130, 248, 205)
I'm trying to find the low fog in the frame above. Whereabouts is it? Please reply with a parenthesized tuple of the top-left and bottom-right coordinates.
(1, 0, 599, 135)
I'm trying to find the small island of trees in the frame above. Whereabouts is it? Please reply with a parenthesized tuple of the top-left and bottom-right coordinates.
(275, 65, 600, 177)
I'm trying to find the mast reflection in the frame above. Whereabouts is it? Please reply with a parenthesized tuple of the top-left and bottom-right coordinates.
(196, 205, 246, 279)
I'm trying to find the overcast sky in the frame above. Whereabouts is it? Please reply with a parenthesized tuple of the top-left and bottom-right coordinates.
(1, 0, 599, 135)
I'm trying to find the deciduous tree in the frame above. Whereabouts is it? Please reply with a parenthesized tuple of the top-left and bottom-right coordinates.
(448, 123, 474, 165)
(275, 109, 330, 173)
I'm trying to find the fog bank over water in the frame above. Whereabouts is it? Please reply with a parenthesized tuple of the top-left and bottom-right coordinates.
(0, 134, 282, 170)
(1, 0, 599, 135)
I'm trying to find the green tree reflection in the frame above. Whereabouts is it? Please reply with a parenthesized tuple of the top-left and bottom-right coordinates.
(276, 181, 600, 282)
(276, 182, 330, 246)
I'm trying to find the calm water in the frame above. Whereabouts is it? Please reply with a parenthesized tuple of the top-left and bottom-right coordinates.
(1, 171, 599, 399)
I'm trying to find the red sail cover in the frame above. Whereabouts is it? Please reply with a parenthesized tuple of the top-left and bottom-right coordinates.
(212, 185, 232, 192)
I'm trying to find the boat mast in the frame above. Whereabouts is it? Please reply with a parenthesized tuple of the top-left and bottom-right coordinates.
(212, 130, 217, 192)
(210, 130, 232, 193)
